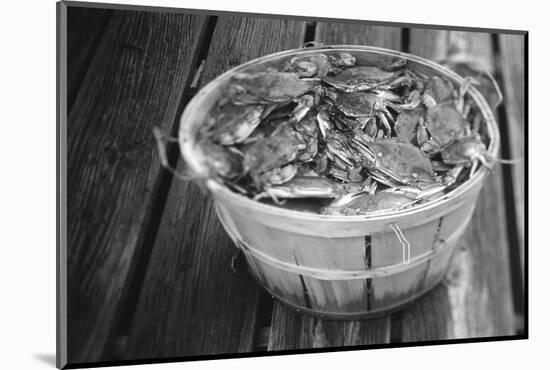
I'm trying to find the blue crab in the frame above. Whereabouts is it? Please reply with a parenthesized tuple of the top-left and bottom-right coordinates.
(227, 72, 321, 105)
(322, 66, 403, 92)
(205, 103, 265, 145)
(322, 182, 446, 215)
(394, 106, 425, 143)
(417, 77, 476, 152)
(285, 52, 356, 78)
(194, 138, 243, 180)
(351, 137, 440, 189)
(253, 176, 344, 202)
(333, 91, 400, 135)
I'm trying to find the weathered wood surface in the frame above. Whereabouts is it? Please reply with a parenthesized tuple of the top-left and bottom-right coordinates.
(498, 34, 525, 278)
(267, 24, 403, 350)
(401, 29, 516, 341)
(67, 7, 113, 110)
(315, 22, 401, 47)
(66, 9, 208, 363)
(124, 16, 309, 359)
(268, 305, 390, 350)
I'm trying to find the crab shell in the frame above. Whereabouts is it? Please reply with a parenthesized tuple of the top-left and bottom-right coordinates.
(206, 103, 264, 145)
(327, 52, 357, 67)
(394, 107, 425, 143)
(328, 165, 364, 183)
(258, 163, 298, 186)
(294, 115, 319, 161)
(423, 76, 455, 104)
(257, 176, 342, 200)
(441, 135, 488, 166)
(243, 126, 305, 178)
(426, 102, 469, 146)
(195, 139, 243, 180)
(334, 92, 379, 117)
(324, 190, 415, 215)
(285, 54, 331, 77)
(227, 72, 320, 104)
(325, 130, 359, 167)
(323, 66, 399, 92)
(354, 138, 438, 188)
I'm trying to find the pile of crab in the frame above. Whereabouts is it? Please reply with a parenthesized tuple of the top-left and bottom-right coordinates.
(195, 52, 494, 215)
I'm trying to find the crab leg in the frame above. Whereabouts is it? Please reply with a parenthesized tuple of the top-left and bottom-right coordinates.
(377, 113, 392, 137)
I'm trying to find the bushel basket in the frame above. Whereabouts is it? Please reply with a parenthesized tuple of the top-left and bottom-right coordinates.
(178, 45, 499, 318)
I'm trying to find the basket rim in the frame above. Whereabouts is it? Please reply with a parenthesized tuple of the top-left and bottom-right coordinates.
(179, 45, 500, 222)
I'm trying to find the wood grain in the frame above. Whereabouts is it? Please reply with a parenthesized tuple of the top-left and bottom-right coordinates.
(315, 22, 401, 48)
(267, 23, 403, 350)
(498, 34, 525, 279)
(401, 30, 515, 341)
(66, 10, 208, 363)
(124, 16, 308, 359)
(67, 6, 113, 111)
(268, 305, 390, 350)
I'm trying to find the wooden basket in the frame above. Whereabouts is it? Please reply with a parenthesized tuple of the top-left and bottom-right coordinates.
(179, 46, 500, 318)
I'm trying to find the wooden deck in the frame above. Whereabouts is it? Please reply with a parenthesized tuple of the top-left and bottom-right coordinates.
(61, 3, 526, 367)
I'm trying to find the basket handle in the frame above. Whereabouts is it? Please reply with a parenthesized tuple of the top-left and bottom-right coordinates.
(479, 68, 504, 112)
(152, 127, 191, 182)
(389, 223, 411, 265)
(441, 56, 504, 112)
(300, 41, 324, 48)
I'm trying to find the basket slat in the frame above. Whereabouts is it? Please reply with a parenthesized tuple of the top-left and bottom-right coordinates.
(370, 263, 429, 310)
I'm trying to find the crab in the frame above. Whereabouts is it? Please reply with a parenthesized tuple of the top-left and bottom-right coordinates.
(327, 163, 365, 183)
(316, 111, 360, 166)
(327, 52, 357, 68)
(440, 134, 491, 173)
(323, 190, 416, 215)
(351, 137, 440, 189)
(418, 99, 469, 152)
(417, 74, 477, 152)
(294, 113, 319, 162)
(242, 120, 321, 189)
(322, 66, 404, 92)
(253, 176, 344, 202)
(323, 181, 446, 215)
(285, 52, 356, 78)
(227, 72, 321, 105)
(256, 163, 298, 186)
(318, 104, 370, 132)
(422, 75, 455, 104)
(205, 103, 265, 145)
(394, 106, 425, 143)
(290, 94, 316, 124)
(242, 123, 303, 187)
(333, 91, 399, 135)
(195, 138, 244, 180)
(439, 133, 525, 182)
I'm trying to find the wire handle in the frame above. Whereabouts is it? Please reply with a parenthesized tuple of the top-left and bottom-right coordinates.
(152, 127, 191, 182)
(441, 55, 504, 112)
(300, 41, 324, 48)
(390, 223, 411, 265)
(478, 68, 503, 112)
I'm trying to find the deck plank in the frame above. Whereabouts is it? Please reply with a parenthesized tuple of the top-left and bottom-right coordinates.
(498, 34, 525, 280)
(267, 23, 402, 350)
(315, 22, 401, 47)
(401, 30, 516, 341)
(124, 16, 308, 360)
(268, 306, 390, 350)
(66, 10, 208, 363)
(67, 6, 113, 111)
